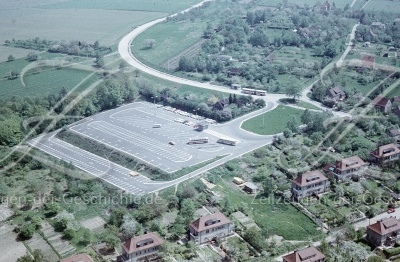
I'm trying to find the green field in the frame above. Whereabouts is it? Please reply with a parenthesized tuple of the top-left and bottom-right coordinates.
(38, 0, 202, 13)
(388, 83, 400, 98)
(132, 20, 206, 68)
(362, 0, 400, 13)
(241, 105, 304, 135)
(279, 98, 322, 110)
(0, 66, 99, 99)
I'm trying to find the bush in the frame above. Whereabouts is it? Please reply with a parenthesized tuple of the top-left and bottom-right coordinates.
(19, 224, 35, 239)
(384, 246, 400, 257)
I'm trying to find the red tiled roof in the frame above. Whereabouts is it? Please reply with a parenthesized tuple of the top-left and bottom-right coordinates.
(371, 143, 400, 158)
(293, 171, 328, 187)
(372, 96, 390, 108)
(282, 246, 326, 262)
(367, 217, 400, 236)
(121, 232, 163, 254)
(59, 254, 94, 262)
(334, 156, 366, 172)
(189, 212, 232, 233)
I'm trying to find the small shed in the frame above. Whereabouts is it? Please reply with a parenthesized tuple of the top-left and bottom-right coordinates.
(243, 182, 258, 194)
(233, 177, 244, 185)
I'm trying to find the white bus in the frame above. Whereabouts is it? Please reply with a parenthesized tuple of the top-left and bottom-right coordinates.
(217, 139, 236, 146)
(241, 88, 266, 96)
(187, 138, 209, 144)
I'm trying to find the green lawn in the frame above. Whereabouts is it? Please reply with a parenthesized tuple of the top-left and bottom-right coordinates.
(388, 83, 400, 98)
(362, 0, 400, 13)
(241, 105, 304, 135)
(279, 99, 322, 111)
(132, 20, 206, 68)
(211, 177, 321, 241)
(38, 0, 202, 13)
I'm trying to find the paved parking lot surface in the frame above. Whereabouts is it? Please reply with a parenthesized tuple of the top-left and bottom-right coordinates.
(28, 102, 276, 195)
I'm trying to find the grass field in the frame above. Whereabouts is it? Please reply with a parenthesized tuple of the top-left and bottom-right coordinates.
(388, 83, 400, 98)
(279, 98, 322, 111)
(255, 0, 356, 8)
(362, 0, 400, 12)
(38, 0, 202, 13)
(241, 105, 304, 135)
(132, 20, 206, 67)
(211, 176, 321, 241)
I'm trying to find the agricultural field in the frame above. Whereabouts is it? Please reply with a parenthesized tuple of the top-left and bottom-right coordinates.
(241, 105, 304, 135)
(132, 20, 206, 69)
(0, 224, 28, 262)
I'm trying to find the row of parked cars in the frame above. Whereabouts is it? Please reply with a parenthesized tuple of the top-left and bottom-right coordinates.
(162, 106, 216, 124)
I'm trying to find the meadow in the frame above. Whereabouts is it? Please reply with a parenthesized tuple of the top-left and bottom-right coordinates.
(362, 0, 400, 12)
(241, 105, 304, 135)
(132, 20, 206, 69)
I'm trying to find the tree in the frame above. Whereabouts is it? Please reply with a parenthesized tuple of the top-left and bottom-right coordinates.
(63, 228, 76, 240)
(120, 215, 137, 239)
(104, 233, 120, 250)
(284, 81, 302, 101)
(144, 39, 156, 48)
(263, 177, 275, 197)
(341, 241, 369, 261)
(0, 182, 10, 200)
(7, 70, 19, 80)
(19, 224, 36, 239)
(96, 57, 105, 68)
(7, 55, 15, 62)
(109, 207, 128, 227)
(283, 128, 293, 138)
(31, 215, 42, 230)
(16, 253, 34, 262)
(180, 199, 196, 223)
(287, 116, 300, 133)
(243, 227, 264, 251)
(45, 202, 61, 217)
(27, 52, 38, 61)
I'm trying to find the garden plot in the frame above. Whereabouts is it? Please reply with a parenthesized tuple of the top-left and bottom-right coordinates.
(41, 221, 76, 258)
(25, 232, 59, 262)
(231, 211, 259, 230)
(0, 224, 27, 262)
(81, 216, 106, 231)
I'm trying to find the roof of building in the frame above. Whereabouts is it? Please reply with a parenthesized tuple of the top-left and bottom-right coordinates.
(293, 170, 328, 187)
(282, 246, 326, 262)
(244, 182, 258, 190)
(371, 22, 385, 26)
(388, 129, 400, 137)
(371, 143, 400, 158)
(334, 155, 367, 172)
(189, 212, 232, 233)
(59, 254, 94, 262)
(367, 217, 400, 236)
(121, 232, 164, 254)
(392, 96, 400, 102)
(327, 86, 345, 98)
(372, 96, 391, 108)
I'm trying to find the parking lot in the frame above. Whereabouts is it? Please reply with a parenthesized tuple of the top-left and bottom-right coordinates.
(69, 102, 236, 173)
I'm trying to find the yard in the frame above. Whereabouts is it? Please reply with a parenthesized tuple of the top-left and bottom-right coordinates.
(208, 175, 322, 241)
(241, 105, 304, 135)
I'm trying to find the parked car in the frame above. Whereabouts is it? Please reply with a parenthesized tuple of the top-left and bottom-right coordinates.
(169, 141, 175, 145)
(388, 208, 395, 213)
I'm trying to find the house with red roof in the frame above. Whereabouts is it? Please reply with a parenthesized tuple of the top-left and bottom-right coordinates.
(121, 232, 163, 262)
(291, 171, 330, 201)
(189, 212, 235, 244)
(324, 155, 367, 181)
(370, 143, 400, 164)
(367, 217, 400, 247)
(372, 96, 392, 113)
(282, 246, 326, 262)
(60, 254, 94, 262)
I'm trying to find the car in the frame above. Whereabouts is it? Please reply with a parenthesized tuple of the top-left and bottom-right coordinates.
(388, 208, 395, 213)
(169, 141, 175, 145)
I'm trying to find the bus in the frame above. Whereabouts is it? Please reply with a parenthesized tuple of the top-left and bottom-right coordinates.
(187, 138, 209, 144)
(241, 88, 266, 96)
(217, 139, 236, 146)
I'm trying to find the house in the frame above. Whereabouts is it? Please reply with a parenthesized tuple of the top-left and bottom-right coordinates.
(233, 177, 244, 185)
(363, 30, 376, 43)
(326, 86, 346, 101)
(387, 129, 400, 138)
(213, 98, 229, 111)
(282, 246, 326, 262)
(367, 217, 400, 247)
(227, 68, 243, 76)
(370, 143, 400, 164)
(371, 96, 392, 113)
(318, 1, 331, 11)
(121, 232, 163, 262)
(243, 182, 258, 194)
(371, 22, 386, 30)
(189, 212, 235, 244)
(60, 254, 94, 262)
(361, 54, 375, 69)
(324, 156, 367, 181)
(391, 192, 400, 201)
(291, 171, 330, 201)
